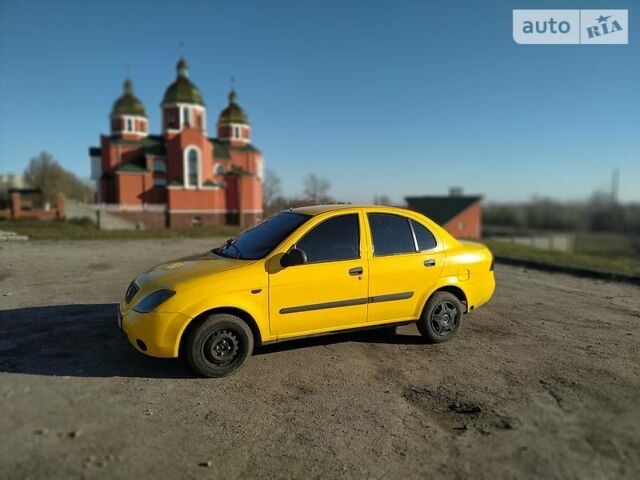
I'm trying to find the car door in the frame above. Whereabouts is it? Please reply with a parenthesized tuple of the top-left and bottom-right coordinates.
(268, 212, 369, 338)
(366, 212, 444, 324)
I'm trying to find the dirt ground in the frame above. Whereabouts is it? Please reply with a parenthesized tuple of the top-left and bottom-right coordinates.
(1, 239, 639, 479)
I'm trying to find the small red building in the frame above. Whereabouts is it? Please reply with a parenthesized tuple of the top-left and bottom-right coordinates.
(89, 58, 263, 228)
(405, 191, 482, 239)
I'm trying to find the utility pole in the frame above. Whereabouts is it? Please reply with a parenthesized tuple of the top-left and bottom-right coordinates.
(611, 168, 619, 204)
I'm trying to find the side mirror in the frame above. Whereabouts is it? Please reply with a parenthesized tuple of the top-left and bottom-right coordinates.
(280, 247, 307, 268)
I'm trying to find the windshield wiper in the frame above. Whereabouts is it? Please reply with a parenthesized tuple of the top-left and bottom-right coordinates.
(222, 238, 243, 259)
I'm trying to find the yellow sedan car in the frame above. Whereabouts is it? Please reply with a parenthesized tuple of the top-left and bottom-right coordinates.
(118, 205, 495, 377)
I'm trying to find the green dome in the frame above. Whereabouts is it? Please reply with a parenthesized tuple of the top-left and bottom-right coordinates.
(111, 79, 146, 117)
(218, 89, 249, 124)
(161, 58, 204, 106)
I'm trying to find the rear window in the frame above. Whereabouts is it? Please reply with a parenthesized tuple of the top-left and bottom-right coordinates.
(368, 213, 416, 256)
(411, 219, 437, 251)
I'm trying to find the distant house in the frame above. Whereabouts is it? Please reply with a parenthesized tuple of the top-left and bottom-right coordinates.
(405, 189, 482, 239)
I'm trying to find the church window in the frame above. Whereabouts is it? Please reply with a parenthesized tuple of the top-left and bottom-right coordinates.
(187, 149, 199, 187)
(153, 159, 166, 173)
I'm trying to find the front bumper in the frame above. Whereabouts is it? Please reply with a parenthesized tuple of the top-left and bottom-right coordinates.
(118, 302, 192, 358)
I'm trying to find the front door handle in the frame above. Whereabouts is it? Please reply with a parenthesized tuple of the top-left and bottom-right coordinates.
(349, 266, 363, 276)
(424, 259, 436, 267)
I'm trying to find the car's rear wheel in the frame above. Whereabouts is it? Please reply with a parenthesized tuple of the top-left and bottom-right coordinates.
(417, 292, 463, 343)
(185, 313, 254, 377)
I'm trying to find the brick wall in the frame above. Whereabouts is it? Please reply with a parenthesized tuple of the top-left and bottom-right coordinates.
(168, 212, 226, 228)
(108, 210, 167, 229)
(8, 192, 65, 220)
(443, 203, 482, 239)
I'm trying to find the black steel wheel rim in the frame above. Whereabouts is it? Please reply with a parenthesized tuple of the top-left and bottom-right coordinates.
(430, 301, 459, 336)
(203, 329, 241, 366)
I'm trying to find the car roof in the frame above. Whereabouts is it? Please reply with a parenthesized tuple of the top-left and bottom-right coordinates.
(289, 204, 412, 216)
(287, 204, 459, 248)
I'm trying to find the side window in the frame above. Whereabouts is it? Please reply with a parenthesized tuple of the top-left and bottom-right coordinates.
(411, 220, 437, 251)
(368, 213, 415, 256)
(296, 214, 359, 263)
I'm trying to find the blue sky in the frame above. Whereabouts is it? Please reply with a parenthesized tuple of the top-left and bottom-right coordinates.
(0, 0, 638, 203)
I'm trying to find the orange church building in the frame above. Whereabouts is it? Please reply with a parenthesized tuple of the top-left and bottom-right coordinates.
(89, 58, 263, 228)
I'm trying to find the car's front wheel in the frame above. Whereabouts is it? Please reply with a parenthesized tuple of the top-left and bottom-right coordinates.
(184, 313, 254, 377)
(417, 292, 464, 343)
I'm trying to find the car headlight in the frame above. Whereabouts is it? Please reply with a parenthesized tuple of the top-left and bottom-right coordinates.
(133, 289, 176, 313)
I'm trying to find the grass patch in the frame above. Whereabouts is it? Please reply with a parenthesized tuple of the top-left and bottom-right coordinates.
(0, 219, 241, 241)
(575, 233, 640, 258)
(484, 239, 640, 278)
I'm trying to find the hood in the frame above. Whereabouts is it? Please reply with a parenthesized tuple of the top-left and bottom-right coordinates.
(135, 252, 252, 293)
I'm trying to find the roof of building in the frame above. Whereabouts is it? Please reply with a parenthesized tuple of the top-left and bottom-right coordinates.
(218, 89, 249, 124)
(112, 79, 146, 117)
(211, 139, 229, 159)
(210, 138, 261, 159)
(116, 156, 147, 173)
(405, 195, 482, 224)
(162, 58, 204, 106)
(92, 135, 260, 164)
(105, 135, 166, 156)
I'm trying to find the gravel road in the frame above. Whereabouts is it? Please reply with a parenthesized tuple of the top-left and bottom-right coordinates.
(1, 239, 639, 479)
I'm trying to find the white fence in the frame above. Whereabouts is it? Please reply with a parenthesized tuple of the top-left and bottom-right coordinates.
(89, 203, 167, 213)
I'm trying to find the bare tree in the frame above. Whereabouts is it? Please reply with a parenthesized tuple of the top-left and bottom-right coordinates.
(373, 195, 392, 206)
(303, 174, 332, 204)
(24, 151, 93, 203)
(263, 168, 282, 209)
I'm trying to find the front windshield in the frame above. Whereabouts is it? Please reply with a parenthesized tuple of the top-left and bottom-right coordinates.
(213, 212, 310, 260)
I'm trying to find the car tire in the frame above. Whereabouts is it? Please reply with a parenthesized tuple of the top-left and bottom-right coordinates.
(417, 292, 464, 343)
(185, 313, 254, 377)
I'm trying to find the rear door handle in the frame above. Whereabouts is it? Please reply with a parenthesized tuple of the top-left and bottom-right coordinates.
(349, 266, 363, 276)
(424, 259, 436, 267)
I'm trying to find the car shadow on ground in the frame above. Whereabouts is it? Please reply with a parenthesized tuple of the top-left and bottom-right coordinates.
(255, 326, 425, 356)
(0, 304, 425, 378)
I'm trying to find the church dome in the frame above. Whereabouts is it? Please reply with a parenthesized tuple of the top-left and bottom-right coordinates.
(111, 79, 146, 116)
(218, 89, 249, 124)
(161, 58, 204, 106)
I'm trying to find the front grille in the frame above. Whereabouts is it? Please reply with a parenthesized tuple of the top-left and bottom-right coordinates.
(125, 281, 139, 304)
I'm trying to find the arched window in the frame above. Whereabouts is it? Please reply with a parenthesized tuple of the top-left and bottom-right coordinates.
(187, 149, 199, 187)
(183, 107, 190, 127)
(213, 163, 224, 176)
(256, 159, 264, 180)
(127, 119, 133, 131)
(233, 126, 240, 138)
